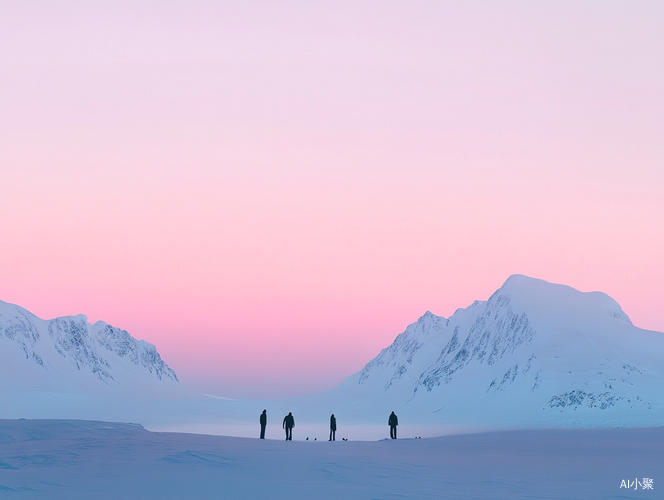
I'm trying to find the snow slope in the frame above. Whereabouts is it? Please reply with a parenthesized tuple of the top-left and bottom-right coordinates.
(0, 419, 661, 500)
(283, 275, 664, 429)
(0, 300, 212, 427)
(0, 299, 178, 393)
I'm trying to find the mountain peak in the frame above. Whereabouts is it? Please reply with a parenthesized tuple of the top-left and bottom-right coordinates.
(418, 310, 442, 322)
(499, 274, 562, 295)
(333, 276, 657, 427)
(0, 301, 178, 393)
(495, 275, 633, 326)
(502, 273, 545, 285)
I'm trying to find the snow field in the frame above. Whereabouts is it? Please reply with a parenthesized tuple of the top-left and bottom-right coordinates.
(0, 419, 662, 500)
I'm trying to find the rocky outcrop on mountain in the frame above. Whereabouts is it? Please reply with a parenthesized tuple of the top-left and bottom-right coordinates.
(0, 300, 177, 393)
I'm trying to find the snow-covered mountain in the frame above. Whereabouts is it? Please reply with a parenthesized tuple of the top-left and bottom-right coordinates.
(301, 275, 664, 428)
(0, 299, 178, 394)
(2, 275, 662, 432)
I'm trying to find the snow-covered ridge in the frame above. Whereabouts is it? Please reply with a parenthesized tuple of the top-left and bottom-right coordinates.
(417, 293, 536, 390)
(0, 300, 177, 392)
(319, 275, 664, 428)
(1, 275, 662, 431)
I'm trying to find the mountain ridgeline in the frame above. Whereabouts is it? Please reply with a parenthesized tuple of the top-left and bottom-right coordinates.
(318, 275, 663, 428)
(1, 275, 662, 430)
(0, 300, 178, 394)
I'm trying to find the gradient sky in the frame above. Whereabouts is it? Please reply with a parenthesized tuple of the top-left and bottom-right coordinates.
(1, 1, 662, 399)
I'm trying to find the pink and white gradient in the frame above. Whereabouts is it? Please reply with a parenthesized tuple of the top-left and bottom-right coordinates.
(1, 1, 662, 398)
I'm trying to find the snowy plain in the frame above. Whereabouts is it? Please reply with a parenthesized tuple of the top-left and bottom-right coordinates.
(0, 419, 662, 500)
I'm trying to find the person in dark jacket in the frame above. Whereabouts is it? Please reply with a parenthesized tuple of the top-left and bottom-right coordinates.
(329, 414, 337, 441)
(260, 409, 267, 439)
(283, 412, 295, 441)
(388, 411, 398, 439)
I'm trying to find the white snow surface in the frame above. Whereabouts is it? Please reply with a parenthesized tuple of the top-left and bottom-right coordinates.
(0, 419, 662, 500)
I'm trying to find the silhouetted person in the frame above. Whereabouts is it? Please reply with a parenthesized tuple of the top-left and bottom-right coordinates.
(329, 414, 337, 441)
(388, 411, 398, 439)
(283, 412, 295, 441)
(260, 409, 267, 439)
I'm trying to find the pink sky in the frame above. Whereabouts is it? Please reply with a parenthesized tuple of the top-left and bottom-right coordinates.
(1, 1, 662, 399)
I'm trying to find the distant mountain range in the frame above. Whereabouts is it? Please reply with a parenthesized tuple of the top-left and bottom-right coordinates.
(1, 275, 663, 430)
(0, 300, 178, 394)
(303, 275, 663, 428)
